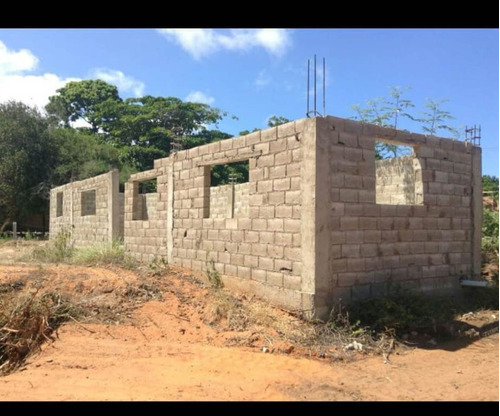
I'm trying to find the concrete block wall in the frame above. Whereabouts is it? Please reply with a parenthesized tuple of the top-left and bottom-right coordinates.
(311, 116, 481, 317)
(123, 119, 313, 311)
(51, 115, 482, 319)
(209, 182, 250, 218)
(49, 170, 122, 247)
(124, 168, 168, 262)
(375, 155, 422, 205)
(167, 119, 310, 311)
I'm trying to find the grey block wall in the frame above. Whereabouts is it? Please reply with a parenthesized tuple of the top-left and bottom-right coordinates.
(49, 170, 122, 247)
(51, 116, 482, 319)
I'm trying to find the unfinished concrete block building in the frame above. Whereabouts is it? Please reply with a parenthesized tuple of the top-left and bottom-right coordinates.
(50, 116, 482, 317)
(49, 170, 123, 247)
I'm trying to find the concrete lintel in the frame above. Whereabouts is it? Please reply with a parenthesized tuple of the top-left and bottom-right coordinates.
(129, 168, 161, 182)
(195, 151, 263, 167)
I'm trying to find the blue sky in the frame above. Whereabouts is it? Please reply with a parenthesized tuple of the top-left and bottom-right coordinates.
(0, 28, 497, 176)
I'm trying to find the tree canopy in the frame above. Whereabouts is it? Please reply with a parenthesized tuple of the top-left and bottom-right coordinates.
(0, 102, 55, 230)
(46, 80, 121, 132)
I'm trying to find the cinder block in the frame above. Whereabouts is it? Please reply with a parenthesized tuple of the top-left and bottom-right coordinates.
(237, 266, 251, 279)
(341, 244, 360, 258)
(273, 178, 291, 191)
(276, 205, 293, 218)
(245, 231, 259, 243)
(284, 219, 301, 233)
(283, 274, 301, 290)
(346, 230, 363, 244)
(252, 243, 268, 256)
(252, 218, 267, 231)
(285, 191, 301, 204)
(269, 191, 285, 205)
(339, 189, 359, 202)
(259, 256, 274, 271)
(267, 271, 283, 287)
(275, 232, 292, 245)
(284, 246, 301, 261)
(360, 244, 378, 257)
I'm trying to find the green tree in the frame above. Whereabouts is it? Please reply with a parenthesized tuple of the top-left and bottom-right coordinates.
(95, 95, 226, 170)
(46, 80, 121, 132)
(267, 115, 290, 127)
(0, 101, 55, 231)
(418, 98, 458, 137)
(351, 87, 416, 158)
(50, 127, 133, 185)
(350, 87, 461, 158)
(482, 175, 499, 200)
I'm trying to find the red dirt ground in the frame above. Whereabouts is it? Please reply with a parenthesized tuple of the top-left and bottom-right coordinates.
(0, 244, 498, 401)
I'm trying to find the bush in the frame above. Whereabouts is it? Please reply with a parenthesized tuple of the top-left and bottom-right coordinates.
(0, 290, 79, 375)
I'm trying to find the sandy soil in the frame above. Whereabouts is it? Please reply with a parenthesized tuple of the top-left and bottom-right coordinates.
(0, 243, 498, 401)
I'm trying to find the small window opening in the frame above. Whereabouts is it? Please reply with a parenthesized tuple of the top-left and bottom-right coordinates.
(133, 178, 157, 221)
(375, 141, 423, 205)
(205, 160, 250, 219)
(81, 190, 96, 216)
(56, 192, 63, 217)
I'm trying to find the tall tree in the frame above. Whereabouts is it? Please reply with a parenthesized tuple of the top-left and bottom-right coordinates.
(0, 101, 55, 230)
(46, 80, 121, 132)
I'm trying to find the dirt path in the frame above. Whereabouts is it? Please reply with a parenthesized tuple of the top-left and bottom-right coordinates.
(1, 322, 497, 401)
(0, 245, 498, 401)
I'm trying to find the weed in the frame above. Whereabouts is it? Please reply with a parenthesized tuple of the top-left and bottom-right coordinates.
(72, 240, 136, 268)
(206, 260, 223, 289)
(27, 236, 136, 269)
(147, 256, 169, 276)
(29, 227, 74, 263)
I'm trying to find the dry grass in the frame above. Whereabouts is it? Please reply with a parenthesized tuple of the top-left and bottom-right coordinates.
(0, 288, 80, 375)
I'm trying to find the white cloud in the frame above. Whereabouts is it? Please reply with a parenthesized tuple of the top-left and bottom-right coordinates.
(0, 41, 147, 114)
(185, 91, 215, 105)
(90, 68, 145, 97)
(157, 29, 292, 60)
(0, 40, 39, 75)
(0, 72, 79, 110)
(254, 70, 271, 87)
(0, 41, 78, 111)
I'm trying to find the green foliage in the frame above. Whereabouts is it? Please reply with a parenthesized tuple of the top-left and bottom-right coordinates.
(481, 175, 499, 271)
(350, 87, 461, 158)
(211, 161, 249, 186)
(482, 206, 499, 265)
(418, 98, 458, 137)
(50, 127, 132, 184)
(347, 291, 498, 335)
(45, 79, 121, 132)
(46, 81, 229, 172)
(351, 87, 416, 159)
(238, 128, 260, 136)
(72, 240, 136, 268)
(0, 101, 56, 226)
(30, 227, 74, 263)
(483, 175, 499, 200)
(29, 235, 136, 268)
(267, 115, 290, 127)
